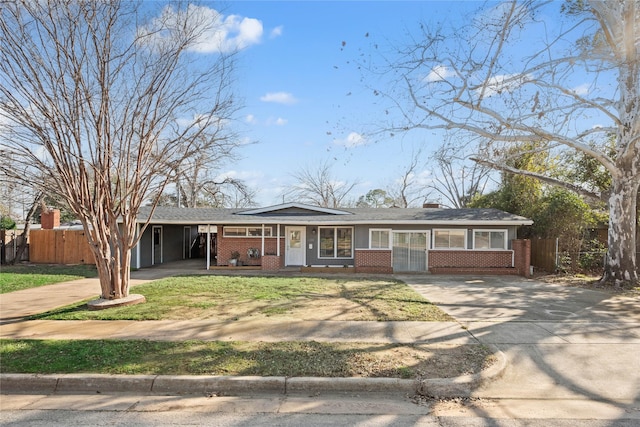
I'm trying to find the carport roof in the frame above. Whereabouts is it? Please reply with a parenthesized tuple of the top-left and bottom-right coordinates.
(135, 203, 533, 227)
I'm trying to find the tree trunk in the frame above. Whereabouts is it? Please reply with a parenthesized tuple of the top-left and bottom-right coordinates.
(602, 175, 639, 286)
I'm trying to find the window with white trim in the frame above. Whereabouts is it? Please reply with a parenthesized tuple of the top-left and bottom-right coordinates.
(473, 230, 507, 250)
(369, 229, 391, 249)
(433, 229, 466, 249)
(319, 227, 353, 258)
(223, 226, 272, 237)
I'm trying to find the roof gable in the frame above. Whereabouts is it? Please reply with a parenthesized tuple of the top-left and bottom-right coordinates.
(236, 203, 352, 216)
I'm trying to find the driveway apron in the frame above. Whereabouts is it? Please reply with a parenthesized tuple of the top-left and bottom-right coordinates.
(401, 275, 640, 404)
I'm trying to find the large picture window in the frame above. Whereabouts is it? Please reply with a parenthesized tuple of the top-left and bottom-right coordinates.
(473, 230, 507, 250)
(433, 229, 466, 249)
(319, 227, 353, 258)
(370, 229, 391, 249)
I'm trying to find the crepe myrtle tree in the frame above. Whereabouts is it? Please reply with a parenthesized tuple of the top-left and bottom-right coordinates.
(373, 0, 639, 286)
(0, 1, 240, 301)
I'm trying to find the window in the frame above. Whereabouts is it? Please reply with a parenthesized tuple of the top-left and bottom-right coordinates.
(319, 227, 353, 258)
(474, 230, 507, 250)
(224, 226, 272, 237)
(370, 229, 391, 249)
(433, 229, 466, 249)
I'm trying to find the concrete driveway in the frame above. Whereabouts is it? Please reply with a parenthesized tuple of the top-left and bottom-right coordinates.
(401, 274, 640, 417)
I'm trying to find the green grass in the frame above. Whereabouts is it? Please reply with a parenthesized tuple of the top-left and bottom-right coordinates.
(29, 275, 453, 322)
(0, 264, 97, 293)
(0, 339, 493, 379)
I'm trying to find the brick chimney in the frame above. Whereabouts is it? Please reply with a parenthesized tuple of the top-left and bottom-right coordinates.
(41, 209, 60, 229)
(423, 203, 440, 209)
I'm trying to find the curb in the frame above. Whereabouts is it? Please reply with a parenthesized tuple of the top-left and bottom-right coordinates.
(0, 350, 507, 398)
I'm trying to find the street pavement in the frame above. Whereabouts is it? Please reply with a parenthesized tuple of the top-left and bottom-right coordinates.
(1, 263, 640, 424)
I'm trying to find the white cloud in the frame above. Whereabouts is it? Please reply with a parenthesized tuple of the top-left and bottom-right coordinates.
(425, 65, 455, 82)
(245, 114, 257, 124)
(333, 132, 366, 148)
(572, 83, 591, 96)
(260, 92, 298, 105)
(140, 5, 264, 54)
(475, 73, 532, 97)
(265, 117, 288, 126)
(270, 26, 283, 38)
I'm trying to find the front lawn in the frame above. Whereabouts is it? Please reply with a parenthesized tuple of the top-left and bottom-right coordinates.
(30, 275, 453, 322)
(0, 264, 97, 294)
(0, 339, 494, 379)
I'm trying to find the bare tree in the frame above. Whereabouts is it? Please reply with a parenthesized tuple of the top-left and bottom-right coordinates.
(0, 1, 239, 301)
(427, 140, 494, 209)
(385, 149, 431, 207)
(172, 142, 253, 208)
(285, 161, 359, 208)
(375, 0, 639, 285)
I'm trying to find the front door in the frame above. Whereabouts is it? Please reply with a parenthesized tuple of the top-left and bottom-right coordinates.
(285, 226, 306, 266)
(392, 231, 428, 272)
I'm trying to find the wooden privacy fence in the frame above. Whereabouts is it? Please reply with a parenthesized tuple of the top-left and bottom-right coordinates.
(29, 229, 95, 265)
(530, 238, 558, 274)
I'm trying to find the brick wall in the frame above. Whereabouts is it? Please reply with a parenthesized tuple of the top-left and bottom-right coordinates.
(429, 240, 532, 277)
(429, 250, 513, 268)
(217, 230, 281, 266)
(355, 249, 393, 274)
(261, 254, 283, 271)
(512, 239, 531, 278)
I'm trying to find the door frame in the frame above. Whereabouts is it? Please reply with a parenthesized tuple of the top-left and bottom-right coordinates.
(152, 225, 163, 265)
(285, 226, 306, 266)
(392, 230, 429, 272)
(183, 226, 192, 259)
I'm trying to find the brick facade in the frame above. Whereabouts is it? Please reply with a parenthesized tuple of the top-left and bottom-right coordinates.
(512, 239, 532, 278)
(428, 250, 513, 268)
(217, 230, 282, 266)
(261, 254, 283, 271)
(428, 239, 531, 277)
(354, 249, 393, 274)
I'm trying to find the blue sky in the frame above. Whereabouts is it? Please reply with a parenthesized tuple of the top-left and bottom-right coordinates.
(152, 1, 604, 208)
(199, 1, 482, 206)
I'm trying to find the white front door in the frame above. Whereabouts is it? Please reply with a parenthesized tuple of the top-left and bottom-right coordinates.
(285, 226, 306, 266)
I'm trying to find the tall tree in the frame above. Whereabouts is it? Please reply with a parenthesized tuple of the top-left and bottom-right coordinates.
(375, 0, 639, 285)
(0, 1, 239, 301)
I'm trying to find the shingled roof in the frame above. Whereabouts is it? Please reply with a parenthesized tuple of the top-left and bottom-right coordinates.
(136, 203, 532, 226)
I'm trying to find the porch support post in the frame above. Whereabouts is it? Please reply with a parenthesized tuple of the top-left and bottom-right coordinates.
(261, 224, 265, 257)
(277, 224, 281, 257)
(206, 224, 211, 270)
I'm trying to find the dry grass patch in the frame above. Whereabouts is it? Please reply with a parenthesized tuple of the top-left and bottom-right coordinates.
(1, 339, 494, 379)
